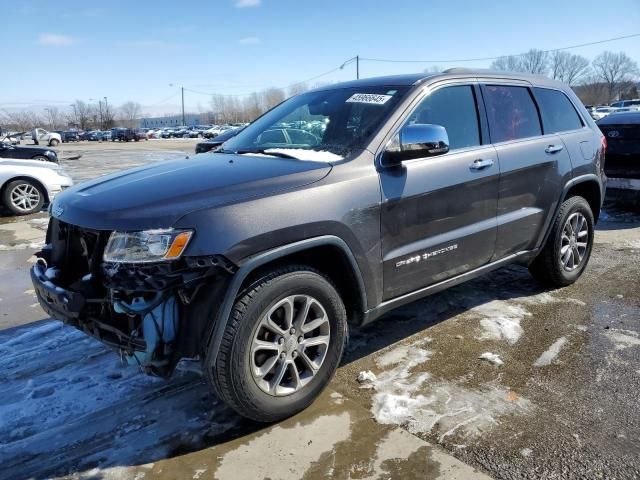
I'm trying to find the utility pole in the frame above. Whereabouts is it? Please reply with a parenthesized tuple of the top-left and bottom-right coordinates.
(181, 87, 185, 126)
(356, 55, 359, 80)
(98, 100, 104, 129)
(103, 97, 111, 128)
(69, 104, 77, 128)
(44, 108, 53, 130)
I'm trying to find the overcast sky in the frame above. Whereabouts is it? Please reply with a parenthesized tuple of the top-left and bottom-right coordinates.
(2, 0, 639, 116)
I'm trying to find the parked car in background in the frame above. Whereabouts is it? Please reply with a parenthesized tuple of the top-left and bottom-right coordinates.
(597, 111, 640, 198)
(610, 99, 640, 109)
(134, 129, 149, 141)
(55, 131, 80, 143)
(32, 128, 62, 147)
(194, 127, 242, 153)
(171, 126, 189, 138)
(160, 129, 174, 139)
(32, 71, 605, 421)
(111, 128, 138, 142)
(100, 130, 112, 141)
(0, 143, 58, 163)
(0, 155, 72, 215)
(591, 106, 619, 120)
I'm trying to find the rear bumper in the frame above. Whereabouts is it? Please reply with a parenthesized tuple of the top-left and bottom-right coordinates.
(606, 177, 640, 191)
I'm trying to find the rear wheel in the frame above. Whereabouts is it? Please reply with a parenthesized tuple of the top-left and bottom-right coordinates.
(529, 196, 594, 287)
(31, 155, 48, 162)
(2, 179, 45, 215)
(205, 266, 347, 422)
(49, 139, 59, 147)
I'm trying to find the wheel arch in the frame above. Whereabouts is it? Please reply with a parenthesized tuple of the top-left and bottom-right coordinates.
(0, 175, 49, 204)
(563, 178, 602, 223)
(205, 236, 367, 362)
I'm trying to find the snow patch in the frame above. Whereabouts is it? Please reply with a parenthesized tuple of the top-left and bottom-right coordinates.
(357, 370, 377, 384)
(479, 352, 503, 366)
(264, 148, 343, 162)
(533, 336, 569, 366)
(606, 329, 640, 350)
(368, 341, 531, 441)
(0, 241, 44, 251)
(474, 301, 529, 344)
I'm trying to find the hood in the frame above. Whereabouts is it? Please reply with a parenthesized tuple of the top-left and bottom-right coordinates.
(51, 153, 332, 230)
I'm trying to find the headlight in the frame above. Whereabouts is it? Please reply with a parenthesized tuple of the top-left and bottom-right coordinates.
(103, 229, 193, 263)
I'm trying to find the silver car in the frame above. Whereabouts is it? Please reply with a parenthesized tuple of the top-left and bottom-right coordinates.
(0, 159, 73, 215)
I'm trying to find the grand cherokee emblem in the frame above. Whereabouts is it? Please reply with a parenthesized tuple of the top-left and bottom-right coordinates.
(52, 203, 64, 217)
(607, 130, 620, 138)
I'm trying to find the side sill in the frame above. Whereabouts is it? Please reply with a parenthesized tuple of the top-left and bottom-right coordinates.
(362, 249, 537, 326)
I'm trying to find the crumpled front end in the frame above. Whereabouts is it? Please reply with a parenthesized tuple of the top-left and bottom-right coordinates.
(30, 217, 235, 376)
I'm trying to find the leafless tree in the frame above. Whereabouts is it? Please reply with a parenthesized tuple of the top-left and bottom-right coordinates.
(491, 55, 523, 72)
(592, 51, 639, 102)
(573, 77, 610, 106)
(43, 106, 65, 130)
(262, 88, 285, 110)
(70, 100, 95, 130)
(287, 82, 309, 98)
(519, 49, 549, 75)
(119, 101, 143, 128)
(1, 109, 42, 132)
(550, 51, 590, 85)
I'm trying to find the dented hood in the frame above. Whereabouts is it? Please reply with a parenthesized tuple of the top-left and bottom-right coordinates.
(51, 153, 331, 230)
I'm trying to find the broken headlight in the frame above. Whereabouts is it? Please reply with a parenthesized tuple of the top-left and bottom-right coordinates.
(103, 229, 193, 263)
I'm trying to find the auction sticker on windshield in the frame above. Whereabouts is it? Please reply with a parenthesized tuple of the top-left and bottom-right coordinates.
(346, 93, 393, 105)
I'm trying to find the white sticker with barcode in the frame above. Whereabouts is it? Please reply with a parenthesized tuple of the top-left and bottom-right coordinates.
(345, 93, 393, 105)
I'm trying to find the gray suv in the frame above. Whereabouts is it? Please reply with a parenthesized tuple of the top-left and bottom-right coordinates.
(31, 69, 605, 421)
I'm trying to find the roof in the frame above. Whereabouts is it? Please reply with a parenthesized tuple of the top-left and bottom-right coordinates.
(310, 69, 564, 92)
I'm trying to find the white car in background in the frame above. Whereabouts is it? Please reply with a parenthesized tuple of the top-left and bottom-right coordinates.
(0, 158, 73, 215)
(32, 128, 62, 147)
(591, 106, 620, 121)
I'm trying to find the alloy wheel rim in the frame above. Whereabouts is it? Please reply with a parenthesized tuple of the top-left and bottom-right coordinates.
(250, 294, 331, 397)
(10, 184, 40, 212)
(560, 212, 589, 271)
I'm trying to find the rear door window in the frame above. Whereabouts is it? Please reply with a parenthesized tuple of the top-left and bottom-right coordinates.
(482, 85, 542, 143)
(533, 88, 583, 134)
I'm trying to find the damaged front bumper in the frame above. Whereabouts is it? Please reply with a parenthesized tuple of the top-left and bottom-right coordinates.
(30, 226, 236, 376)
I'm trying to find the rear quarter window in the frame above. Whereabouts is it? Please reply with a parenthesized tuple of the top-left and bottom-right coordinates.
(482, 85, 542, 143)
(533, 88, 584, 134)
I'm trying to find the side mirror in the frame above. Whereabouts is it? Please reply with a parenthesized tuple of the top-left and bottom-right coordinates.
(382, 124, 449, 166)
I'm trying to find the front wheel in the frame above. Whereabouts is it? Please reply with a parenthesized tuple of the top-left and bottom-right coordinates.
(529, 196, 594, 287)
(204, 266, 347, 422)
(49, 139, 59, 146)
(2, 179, 45, 215)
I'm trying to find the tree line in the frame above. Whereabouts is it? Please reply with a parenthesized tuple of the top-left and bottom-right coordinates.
(2, 49, 638, 133)
(1, 100, 144, 132)
(489, 50, 638, 105)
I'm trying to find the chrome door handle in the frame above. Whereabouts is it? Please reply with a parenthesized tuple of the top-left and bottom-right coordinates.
(470, 158, 494, 170)
(545, 144, 564, 154)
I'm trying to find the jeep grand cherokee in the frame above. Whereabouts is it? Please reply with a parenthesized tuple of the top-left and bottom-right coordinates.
(31, 69, 605, 421)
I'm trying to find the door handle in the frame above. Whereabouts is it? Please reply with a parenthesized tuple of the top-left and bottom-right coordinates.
(469, 158, 494, 170)
(545, 144, 564, 154)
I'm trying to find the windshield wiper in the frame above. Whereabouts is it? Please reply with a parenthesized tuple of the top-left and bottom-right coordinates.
(235, 149, 299, 159)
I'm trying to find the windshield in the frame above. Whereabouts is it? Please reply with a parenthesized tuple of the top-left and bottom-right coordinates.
(221, 85, 410, 161)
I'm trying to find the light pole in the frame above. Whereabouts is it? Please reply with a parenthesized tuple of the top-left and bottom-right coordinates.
(103, 96, 109, 128)
(169, 83, 185, 125)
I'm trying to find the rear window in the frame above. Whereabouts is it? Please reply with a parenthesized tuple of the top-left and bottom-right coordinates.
(483, 85, 542, 143)
(533, 88, 583, 134)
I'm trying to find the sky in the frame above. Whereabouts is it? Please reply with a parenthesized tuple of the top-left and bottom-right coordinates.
(1, 0, 639, 117)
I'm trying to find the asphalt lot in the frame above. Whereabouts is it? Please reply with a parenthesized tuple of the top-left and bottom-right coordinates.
(1, 140, 639, 480)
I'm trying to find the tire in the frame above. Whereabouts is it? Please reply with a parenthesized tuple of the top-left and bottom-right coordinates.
(49, 139, 59, 147)
(2, 179, 45, 215)
(205, 266, 347, 422)
(529, 196, 594, 287)
(31, 155, 48, 162)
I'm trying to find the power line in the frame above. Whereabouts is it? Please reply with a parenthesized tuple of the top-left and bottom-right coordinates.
(360, 33, 640, 64)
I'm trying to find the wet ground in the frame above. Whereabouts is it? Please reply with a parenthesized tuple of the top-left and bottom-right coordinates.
(0, 143, 639, 479)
